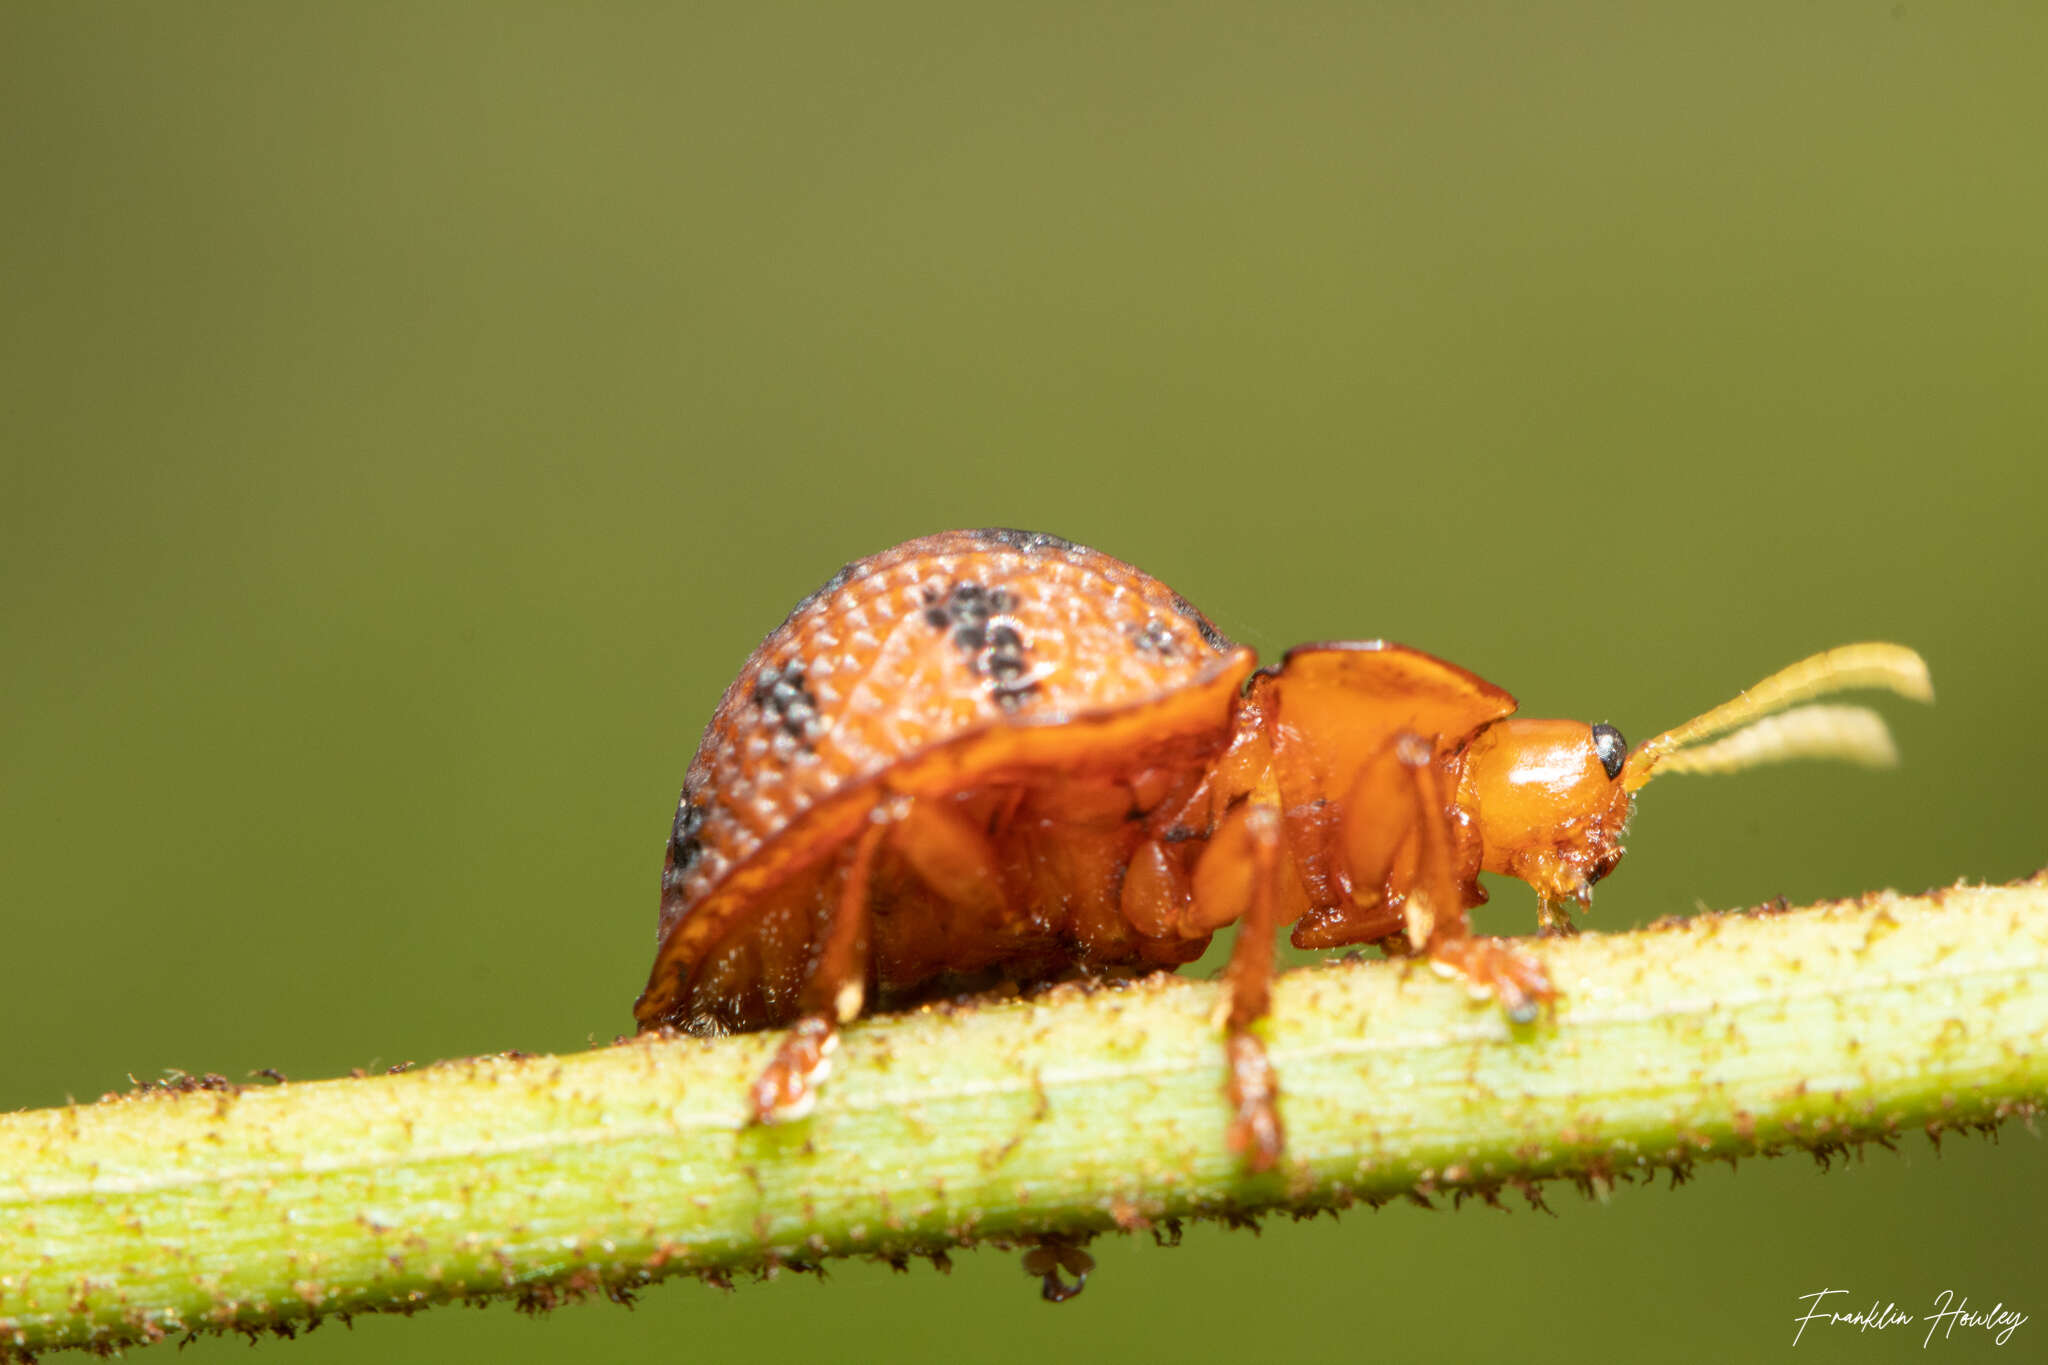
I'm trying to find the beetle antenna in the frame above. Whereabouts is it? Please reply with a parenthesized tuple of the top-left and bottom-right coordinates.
(1648, 703, 1901, 778)
(1622, 643, 1931, 792)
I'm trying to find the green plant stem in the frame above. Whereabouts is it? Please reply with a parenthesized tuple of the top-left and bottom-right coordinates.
(6, 876, 2047, 1356)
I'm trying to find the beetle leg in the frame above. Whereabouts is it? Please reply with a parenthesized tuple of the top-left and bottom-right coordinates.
(889, 795, 1007, 921)
(1347, 734, 1555, 1023)
(750, 807, 889, 1124)
(886, 792, 1033, 971)
(1290, 740, 1417, 950)
(1192, 799, 1287, 1172)
(1535, 896, 1579, 938)
(1119, 837, 1198, 939)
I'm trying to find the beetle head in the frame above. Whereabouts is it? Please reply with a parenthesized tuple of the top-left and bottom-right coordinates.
(1459, 718, 1633, 907)
(1461, 643, 1932, 913)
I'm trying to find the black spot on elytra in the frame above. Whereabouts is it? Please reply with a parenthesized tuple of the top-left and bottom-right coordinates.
(778, 532, 1070, 635)
(969, 527, 1227, 654)
(751, 659, 821, 742)
(666, 797, 708, 884)
(984, 621, 1037, 711)
(926, 581, 1038, 712)
(1130, 618, 1179, 658)
(923, 581, 1016, 650)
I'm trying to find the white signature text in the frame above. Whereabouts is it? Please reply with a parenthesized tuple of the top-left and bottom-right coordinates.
(1793, 1289, 2027, 1347)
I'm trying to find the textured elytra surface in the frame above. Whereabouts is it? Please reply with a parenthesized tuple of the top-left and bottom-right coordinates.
(642, 529, 1251, 1031)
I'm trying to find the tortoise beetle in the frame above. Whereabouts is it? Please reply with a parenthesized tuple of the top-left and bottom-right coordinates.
(635, 528, 1930, 1173)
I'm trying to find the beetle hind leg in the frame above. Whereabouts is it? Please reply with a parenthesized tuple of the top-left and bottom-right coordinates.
(750, 1015, 838, 1122)
(750, 808, 889, 1124)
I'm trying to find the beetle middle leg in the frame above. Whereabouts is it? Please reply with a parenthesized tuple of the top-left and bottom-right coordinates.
(1191, 797, 1288, 1173)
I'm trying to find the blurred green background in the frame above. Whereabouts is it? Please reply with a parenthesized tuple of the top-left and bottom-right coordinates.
(4, 4, 2044, 1361)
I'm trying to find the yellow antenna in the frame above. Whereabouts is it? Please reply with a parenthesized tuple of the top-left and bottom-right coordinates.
(1650, 703, 1901, 777)
(1622, 644, 1932, 792)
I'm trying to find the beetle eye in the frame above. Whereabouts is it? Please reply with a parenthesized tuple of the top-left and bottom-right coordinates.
(1591, 723, 1627, 781)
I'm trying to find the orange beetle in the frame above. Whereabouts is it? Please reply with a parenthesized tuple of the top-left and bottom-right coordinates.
(634, 529, 1930, 1173)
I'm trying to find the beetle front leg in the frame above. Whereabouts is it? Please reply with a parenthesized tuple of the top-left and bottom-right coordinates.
(1535, 896, 1579, 937)
(751, 807, 889, 1123)
(1339, 734, 1555, 1023)
(1192, 799, 1287, 1172)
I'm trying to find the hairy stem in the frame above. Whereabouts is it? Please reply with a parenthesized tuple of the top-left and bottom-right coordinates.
(6, 876, 2046, 1356)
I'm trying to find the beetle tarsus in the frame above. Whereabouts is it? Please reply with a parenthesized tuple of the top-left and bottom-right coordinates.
(1535, 897, 1580, 938)
(1224, 1030, 1284, 1173)
(750, 1016, 837, 1123)
(1428, 935, 1556, 1024)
